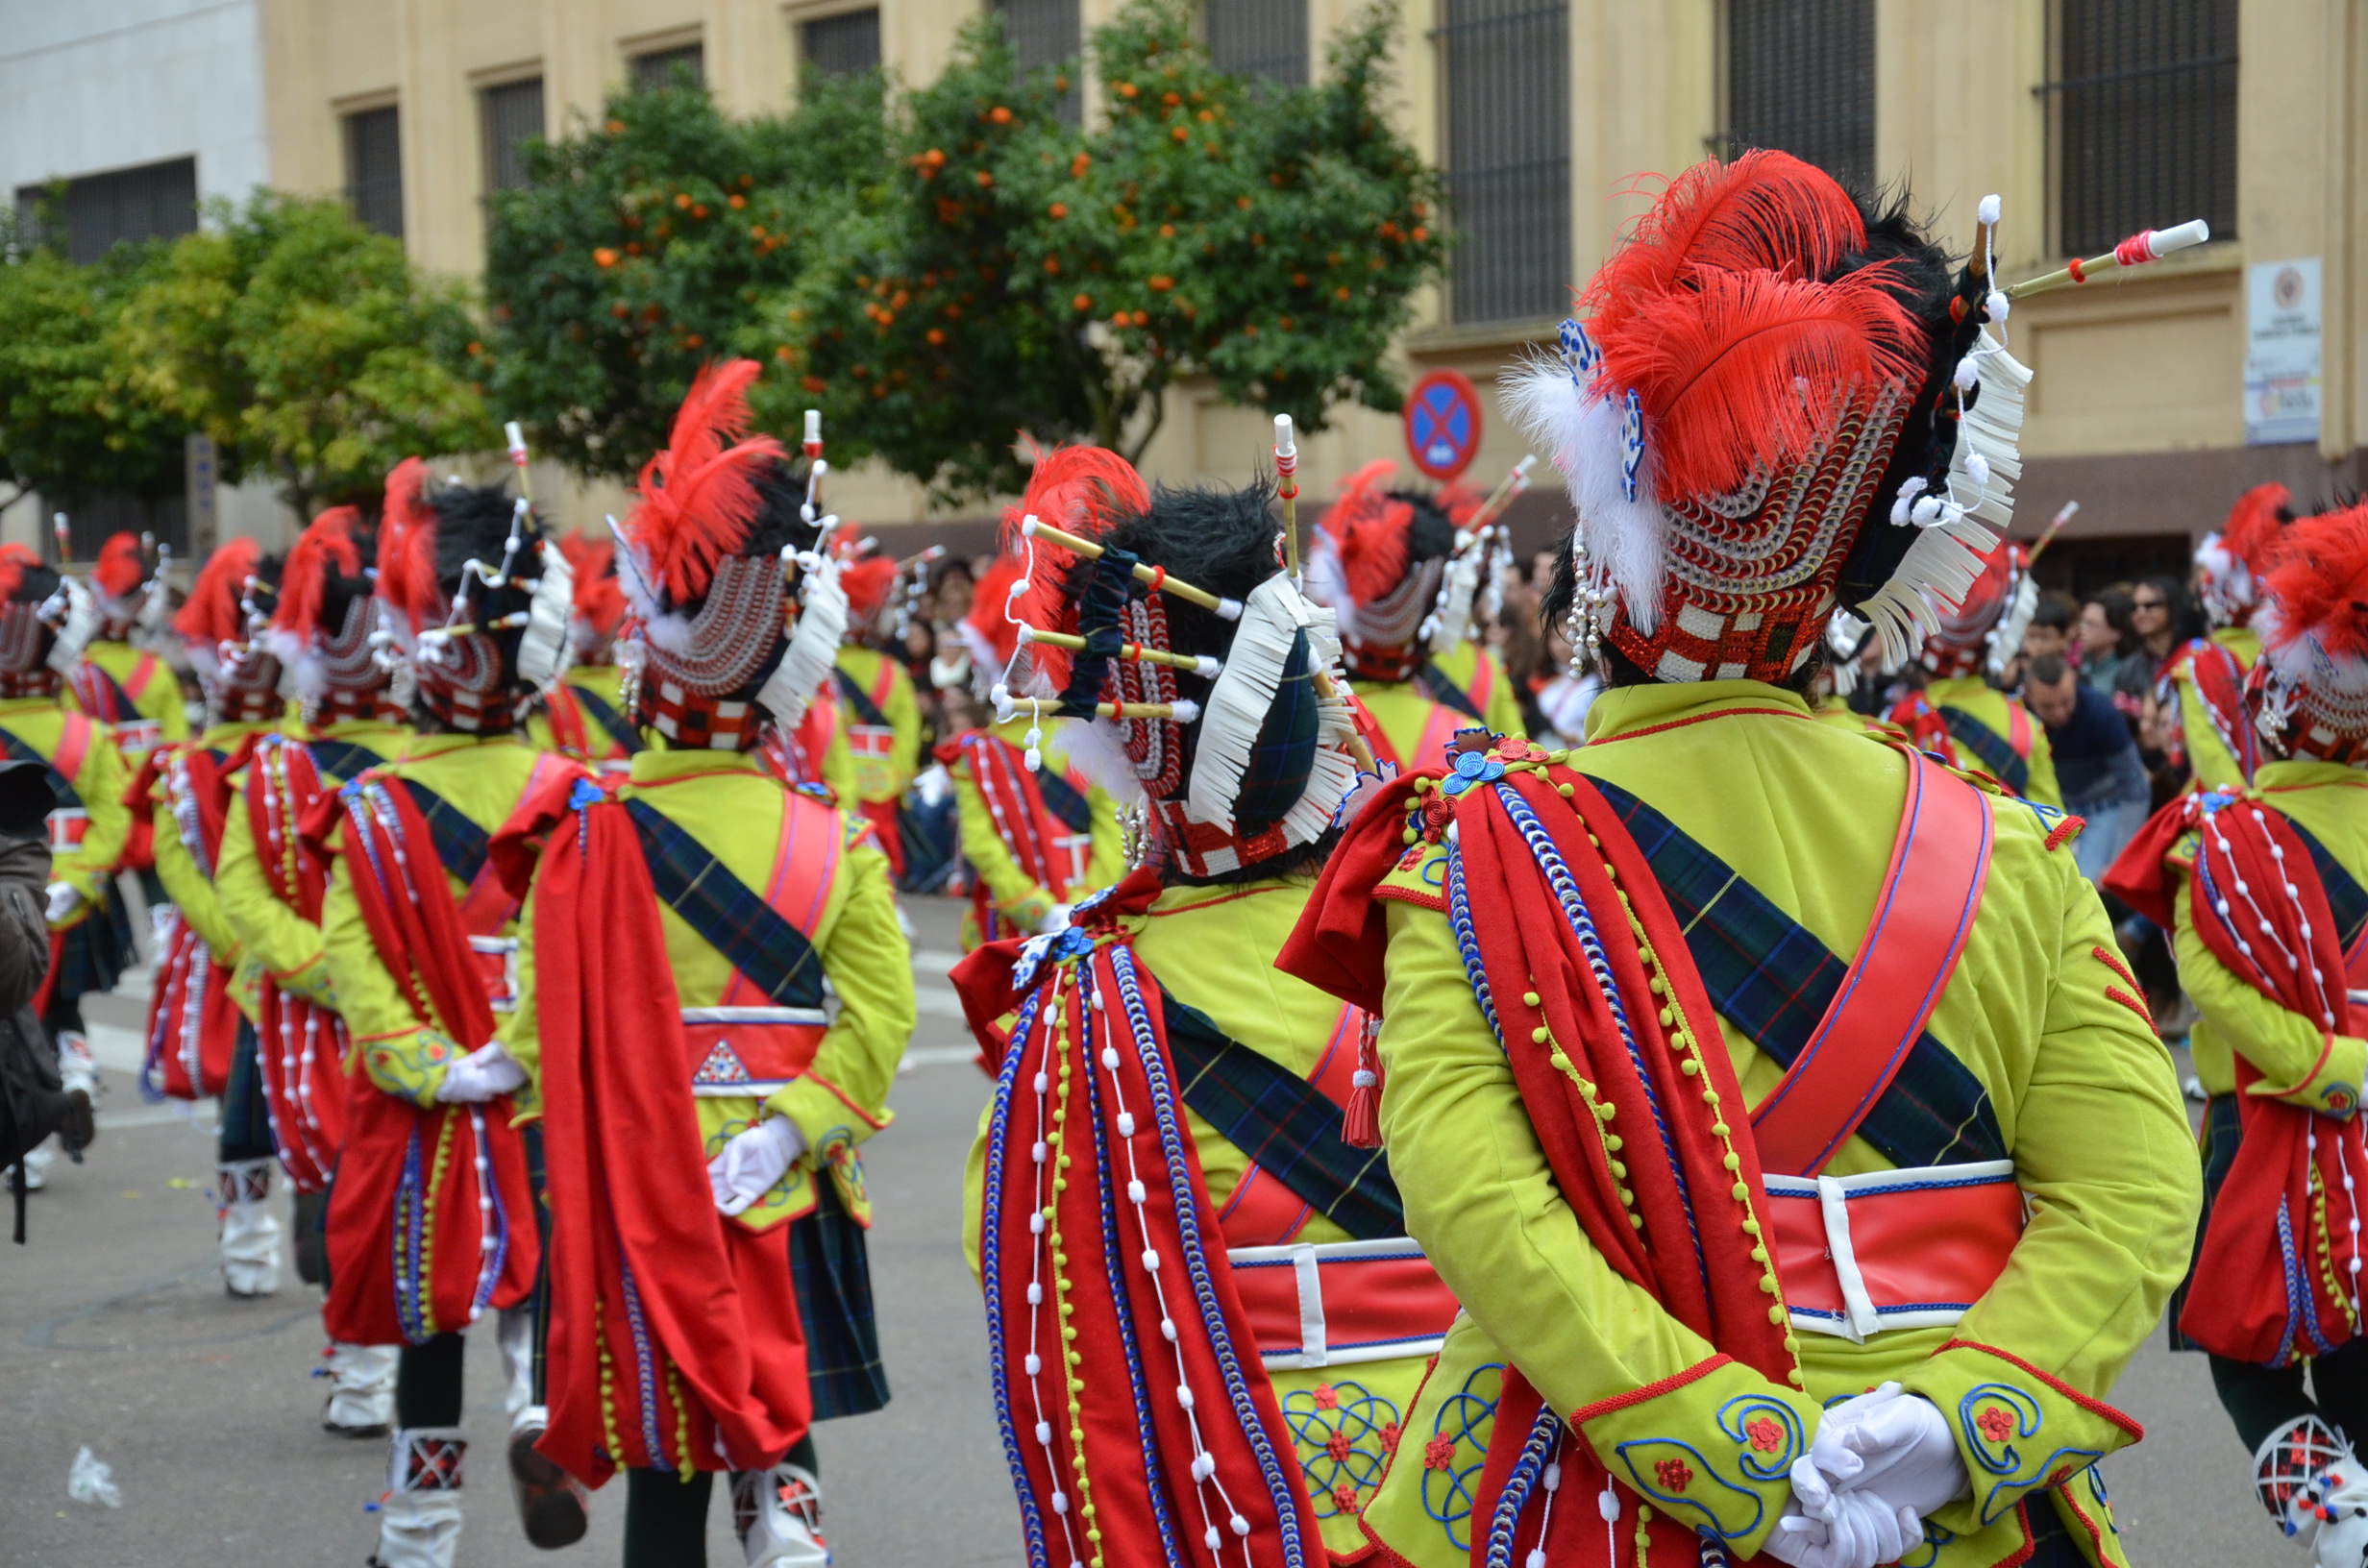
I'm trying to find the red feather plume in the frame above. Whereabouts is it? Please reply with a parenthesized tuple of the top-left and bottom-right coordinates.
(557, 533, 627, 638)
(174, 536, 262, 648)
(276, 506, 365, 638)
(997, 445, 1151, 691)
(2221, 482, 2293, 576)
(94, 532, 146, 599)
(379, 456, 441, 632)
(1321, 458, 1417, 604)
(0, 542, 37, 602)
(1586, 152, 1870, 331)
(839, 556, 899, 625)
(625, 359, 787, 606)
(2262, 502, 2368, 665)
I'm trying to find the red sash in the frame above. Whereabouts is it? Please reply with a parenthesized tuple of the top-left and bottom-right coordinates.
(246, 738, 354, 1190)
(139, 740, 259, 1103)
(321, 776, 542, 1347)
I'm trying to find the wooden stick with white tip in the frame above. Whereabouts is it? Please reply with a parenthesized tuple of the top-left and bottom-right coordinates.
(1019, 517, 1243, 618)
(1274, 414, 1300, 584)
(2007, 220, 2210, 299)
(1464, 455, 1538, 533)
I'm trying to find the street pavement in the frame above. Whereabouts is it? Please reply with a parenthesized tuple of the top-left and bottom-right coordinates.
(0, 894, 2271, 1566)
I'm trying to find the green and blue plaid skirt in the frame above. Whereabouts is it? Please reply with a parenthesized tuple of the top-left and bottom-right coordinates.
(792, 1176, 888, 1421)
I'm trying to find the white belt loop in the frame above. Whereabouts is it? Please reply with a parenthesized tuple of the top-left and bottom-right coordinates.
(1814, 1173, 1882, 1343)
(1291, 1243, 1327, 1368)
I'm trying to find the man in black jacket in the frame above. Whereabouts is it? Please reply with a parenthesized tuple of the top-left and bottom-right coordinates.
(0, 758, 94, 1239)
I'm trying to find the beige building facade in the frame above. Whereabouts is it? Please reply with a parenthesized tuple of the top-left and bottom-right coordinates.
(256, 0, 2366, 579)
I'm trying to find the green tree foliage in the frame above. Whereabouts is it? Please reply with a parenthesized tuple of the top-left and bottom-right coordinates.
(0, 213, 190, 514)
(111, 193, 488, 518)
(476, 68, 888, 481)
(745, 0, 1446, 502)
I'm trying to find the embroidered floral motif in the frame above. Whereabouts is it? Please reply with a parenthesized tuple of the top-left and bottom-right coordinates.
(1424, 1436, 1457, 1470)
(1746, 1416, 1786, 1453)
(1327, 1431, 1352, 1463)
(1314, 1384, 1339, 1410)
(1284, 1379, 1399, 1523)
(1333, 1483, 1360, 1513)
(1655, 1458, 1695, 1493)
(1977, 1406, 2016, 1444)
(1381, 1421, 1401, 1453)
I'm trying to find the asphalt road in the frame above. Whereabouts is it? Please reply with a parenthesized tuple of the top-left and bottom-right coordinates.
(0, 894, 2274, 1566)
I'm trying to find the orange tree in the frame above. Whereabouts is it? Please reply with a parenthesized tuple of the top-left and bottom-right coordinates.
(743, 0, 1446, 502)
(476, 68, 886, 480)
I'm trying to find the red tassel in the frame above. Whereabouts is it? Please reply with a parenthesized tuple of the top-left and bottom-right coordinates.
(1342, 1013, 1383, 1149)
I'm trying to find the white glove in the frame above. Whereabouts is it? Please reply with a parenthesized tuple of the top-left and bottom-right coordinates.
(707, 1116, 806, 1215)
(1768, 1458, 1920, 1568)
(1036, 902, 1073, 936)
(1810, 1383, 1966, 1521)
(44, 881, 82, 923)
(434, 1041, 528, 1104)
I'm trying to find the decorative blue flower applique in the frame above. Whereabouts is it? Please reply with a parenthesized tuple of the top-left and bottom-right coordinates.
(1442, 749, 1506, 796)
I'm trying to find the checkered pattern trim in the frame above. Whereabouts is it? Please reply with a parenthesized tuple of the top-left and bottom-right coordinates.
(1592, 776, 2007, 1168)
(0, 604, 49, 678)
(214, 685, 284, 725)
(416, 674, 534, 734)
(1160, 988, 1404, 1241)
(1151, 798, 1288, 880)
(0, 670, 60, 698)
(638, 679, 761, 752)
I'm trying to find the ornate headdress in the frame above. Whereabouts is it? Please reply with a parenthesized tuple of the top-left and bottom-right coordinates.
(0, 545, 90, 698)
(613, 359, 844, 752)
(2248, 502, 2368, 766)
(834, 527, 900, 644)
(88, 531, 150, 639)
(173, 536, 285, 725)
(2196, 482, 2293, 630)
(377, 458, 573, 735)
(1303, 459, 1461, 682)
(997, 444, 1365, 880)
(557, 532, 629, 664)
(1915, 534, 2036, 682)
(269, 503, 403, 725)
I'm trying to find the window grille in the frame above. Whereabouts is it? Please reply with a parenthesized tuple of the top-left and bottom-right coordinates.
(632, 43, 705, 90)
(481, 79, 545, 195)
(60, 493, 187, 559)
(2039, 0, 2236, 257)
(12, 157, 198, 264)
(1206, 0, 1307, 86)
(344, 107, 404, 239)
(1720, 0, 1874, 191)
(1437, 0, 1568, 326)
(992, 0, 1082, 124)
(802, 11, 882, 77)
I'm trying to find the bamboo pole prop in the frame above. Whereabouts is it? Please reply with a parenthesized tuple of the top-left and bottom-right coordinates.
(2007, 220, 2209, 300)
(1463, 455, 1538, 536)
(419, 612, 530, 642)
(2027, 501, 2080, 563)
(1018, 517, 1244, 620)
(505, 421, 534, 505)
(1274, 415, 1300, 584)
(1019, 625, 1221, 675)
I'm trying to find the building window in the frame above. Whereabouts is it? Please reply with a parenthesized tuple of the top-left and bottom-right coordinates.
(632, 42, 705, 90)
(992, 0, 1082, 123)
(1206, 0, 1307, 86)
(344, 106, 404, 238)
(1437, 0, 1568, 326)
(1722, 0, 1874, 190)
(13, 157, 198, 264)
(801, 10, 882, 76)
(2040, 0, 2236, 257)
(481, 78, 546, 195)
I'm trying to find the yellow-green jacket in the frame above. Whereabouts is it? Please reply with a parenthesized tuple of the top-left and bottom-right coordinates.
(68, 639, 190, 759)
(1353, 682, 2194, 1568)
(0, 696, 129, 924)
(2169, 625, 2261, 794)
(947, 717, 1124, 947)
(834, 646, 924, 807)
(1418, 641, 1525, 740)
(1925, 674, 2063, 807)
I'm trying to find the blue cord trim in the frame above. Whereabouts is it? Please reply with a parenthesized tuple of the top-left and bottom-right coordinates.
(980, 984, 1052, 1566)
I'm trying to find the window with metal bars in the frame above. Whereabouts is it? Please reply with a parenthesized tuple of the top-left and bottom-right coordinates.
(2039, 0, 2236, 257)
(344, 106, 404, 239)
(60, 492, 188, 559)
(992, 0, 1082, 124)
(12, 157, 198, 264)
(1206, 0, 1307, 86)
(481, 79, 545, 195)
(1437, 0, 1568, 326)
(632, 42, 705, 91)
(802, 10, 881, 76)
(1720, 0, 1874, 190)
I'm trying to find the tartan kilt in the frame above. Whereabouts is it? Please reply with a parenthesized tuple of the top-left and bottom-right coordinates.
(791, 1175, 889, 1421)
(2168, 1091, 2240, 1354)
(52, 882, 136, 1006)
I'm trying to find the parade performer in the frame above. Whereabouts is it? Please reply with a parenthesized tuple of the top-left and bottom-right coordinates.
(218, 496, 414, 1433)
(1308, 460, 1508, 772)
(2104, 501, 2368, 1566)
(832, 535, 924, 878)
(314, 467, 578, 1568)
(0, 544, 130, 1188)
(499, 360, 913, 1567)
(1413, 477, 1528, 742)
(62, 529, 187, 885)
(528, 532, 641, 770)
(1281, 158, 2199, 1568)
(955, 441, 1465, 1565)
(2158, 482, 2289, 792)
(136, 539, 291, 1296)
(941, 551, 1123, 949)
(1887, 536, 2064, 804)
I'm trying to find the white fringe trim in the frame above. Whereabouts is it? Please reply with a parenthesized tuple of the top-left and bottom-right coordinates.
(757, 553, 846, 730)
(518, 546, 576, 694)
(42, 578, 96, 676)
(1182, 576, 1356, 847)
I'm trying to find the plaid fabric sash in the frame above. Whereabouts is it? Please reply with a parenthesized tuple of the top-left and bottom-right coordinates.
(0, 727, 78, 810)
(834, 666, 891, 731)
(1414, 658, 1484, 722)
(571, 685, 642, 754)
(1033, 764, 1095, 836)
(399, 779, 493, 886)
(622, 797, 826, 1010)
(78, 661, 137, 724)
(1156, 986, 1404, 1242)
(2283, 815, 2368, 956)
(1937, 705, 2030, 796)
(306, 739, 387, 792)
(1592, 778, 2007, 1168)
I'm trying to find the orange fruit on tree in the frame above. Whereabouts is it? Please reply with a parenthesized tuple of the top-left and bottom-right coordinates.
(593, 247, 619, 267)
(1073, 292, 1092, 311)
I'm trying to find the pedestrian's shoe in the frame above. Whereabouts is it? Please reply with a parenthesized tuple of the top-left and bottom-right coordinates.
(2254, 1414, 2368, 1565)
(216, 1158, 283, 1296)
(369, 1427, 464, 1568)
(292, 1188, 330, 1286)
(56, 1031, 100, 1102)
(321, 1341, 397, 1438)
(505, 1409, 590, 1550)
(17, 1143, 55, 1191)
(732, 1462, 829, 1566)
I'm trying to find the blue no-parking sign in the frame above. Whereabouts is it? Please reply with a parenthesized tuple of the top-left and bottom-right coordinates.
(1404, 369, 1482, 481)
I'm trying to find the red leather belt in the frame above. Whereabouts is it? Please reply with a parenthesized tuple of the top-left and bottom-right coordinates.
(683, 1007, 828, 1095)
(1225, 1237, 1461, 1370)
(1764, 1162, 2024, 1340)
